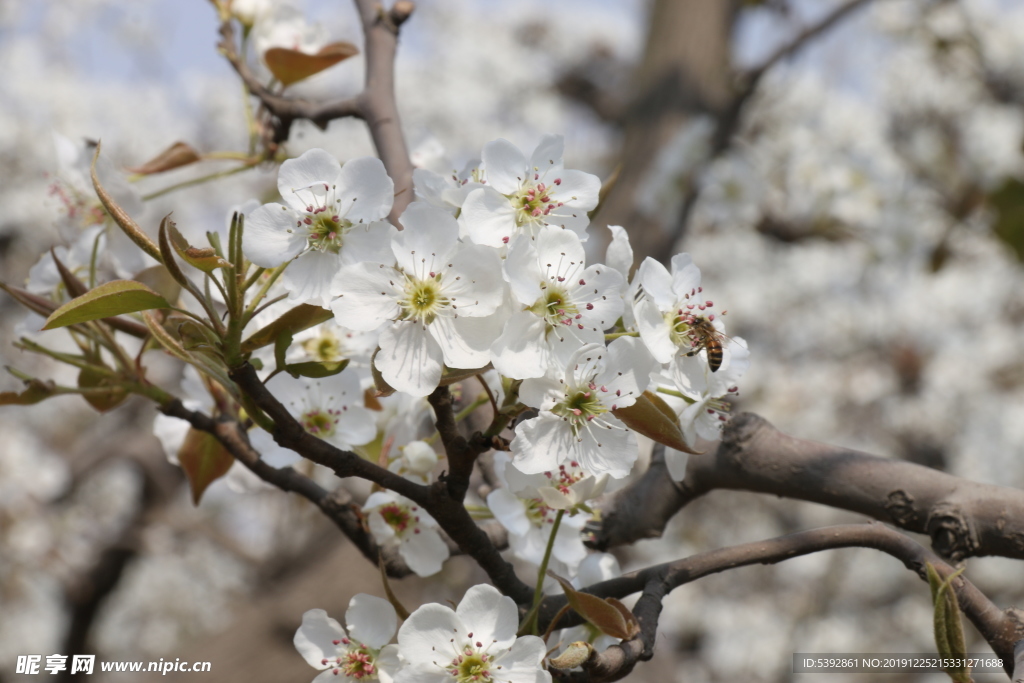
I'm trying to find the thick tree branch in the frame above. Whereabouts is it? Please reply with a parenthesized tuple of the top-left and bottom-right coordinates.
(595, 412, 1024, 563)
(549, 524, 1024, 682)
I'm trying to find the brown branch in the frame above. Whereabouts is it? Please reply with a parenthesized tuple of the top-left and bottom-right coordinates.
(1014, 640, 1024, 683)
(217, 0, 415, 222)
(549, 524, 1024, 682)
(594, 412, 1024, 563)
(227, 363, 533, 601)
(159, 397, 416, 576)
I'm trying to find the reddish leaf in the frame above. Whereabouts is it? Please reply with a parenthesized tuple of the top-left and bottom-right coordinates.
(128, 142, 201, 175)
(549, 573, 633, 640)
(264, 42, 359, 86)
(178, 427, 234, 504)
(613, 390, 702, 455)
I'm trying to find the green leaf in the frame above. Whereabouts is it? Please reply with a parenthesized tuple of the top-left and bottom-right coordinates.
(274, 330, 293, 373)
(989, 178, 1024, 263)
(78, 366, 128, 412)
(42, 280, 170, 330)
(548, 572, 634, 640)
(240, 304, 333, 354)
(178, 427, 234, 504)
(613, 391, 702, 455)
(0, 376, 56, 405)
(286, 359, 350, 379)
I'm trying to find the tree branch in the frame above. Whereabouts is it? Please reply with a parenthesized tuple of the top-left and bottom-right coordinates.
(594, 412, 1024, 563)
(550, 524, 1024, 682)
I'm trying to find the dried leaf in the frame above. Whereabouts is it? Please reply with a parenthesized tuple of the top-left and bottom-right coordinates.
(166, 220, 230, 272)
(128, 141, 201, 175)
(264, 42, 359, 86)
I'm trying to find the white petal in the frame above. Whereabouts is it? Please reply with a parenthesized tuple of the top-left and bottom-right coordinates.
(336, 156, 395, 223)
(490, 312, 555, 380)
(375, 645, 403, 683)
(339, 220, 398, 267)
(330, 262, 402, 331)
(376, 322, 444, 397)
(486, 488, 531, 536)
(282, 250, 342, 308)
(510, 414, 574, 474)
(455, 584, 519, 649)
(430, 315, 499, 369)
(665, 448, 690, 481)
(397, 603, 462, 667)
(399, 528, 449, 576)
(482, 138, 528, 194)
(604, 225, 634, 280)
(670, 253, 701, 298)
(577, 552, 621, 586)
(278, 149, 343, 211)
(368, 510, 398, 543)
(330, 406, 378, 448)
(634, 296, 676, 364)
(570, 264, 624, 330)
(530, 134, 565, 177)
(242, 203, 308, 267)
(346, 594, 397, 649)
(576, 417, 637, 478)
(294, 608, 347, 670)
(503, 235, 543, 304)
(443, 243, 504, 314)
(599, 336, 656, 405)
(548, 169, 600, 211)
(517, 375, 563, 410)
(459, 187, 517, 247)
(493, 636, 550, 683)
(392, 202, 460, 277)
(636, 257, 675, 309)
(393, 669, 450, 683)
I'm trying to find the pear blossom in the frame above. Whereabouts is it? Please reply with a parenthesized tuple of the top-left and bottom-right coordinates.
(363, 490, 449, 577)
(26, 225, 105, 298)
(633, 254, 725, 364)
(395, 584, 551, 683)
(491, 228, 623, 379)
(252, 4, 329, 56)
(414, 159, 485, 216)
(487, 486, 589, 569)
(250, 369, 376, 468)
(671, 336, 750, 448)
(459, 134, 600, 246)
(497, 454, 607, 513)
(330, 202, 505, 397)
(387, 440, 440, 484)
(289, 320, 380, 370)
(511, 337, 656, 479)
(243, 148, 395, 307)
(294, 595, 402, 683)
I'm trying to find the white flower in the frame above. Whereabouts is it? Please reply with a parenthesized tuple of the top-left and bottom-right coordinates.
(487, 487, 589, 570)
(633, 254, 724, 364)
(363, 490, 449, 577)
(294, 595, 402, 683)
(250, 369, 376, 467)
(252, 4, 329, 55)
(395, 584, 551, 683)
(459, 134, 600, 247)
(671, 336, 749, 448)
(289, 320, 380, 369)
(388, 440, 439, 484)
(243, 148, 395, 307)
(491, 228, 623, 379)
(26, 225, 105, 297)
(414, 159, 485, 215)
(330, 202, 506, 397)
(496, 454, 606, 513)
(230, 0, 274, 26)
(510, 337, 655, 479)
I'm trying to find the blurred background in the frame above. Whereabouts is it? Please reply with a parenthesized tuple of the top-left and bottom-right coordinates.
(2, 0, 1024, 681)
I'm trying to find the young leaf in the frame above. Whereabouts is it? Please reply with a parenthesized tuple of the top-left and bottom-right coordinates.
(0, 377, 56, 405)
(91, 143, 164, 264)
(178, 427, 234, 504)
(0, 283, 149, 338)
(166, 220, 230, 272)
(78, 366, 128, 412)
(127, 141, 201, 175)
(240, 304, 333, 354)
(264, 42, 359, 86)
(548, 572, 632, 640)
(612, 391, 702, 455)
(42, 280, 170, 330)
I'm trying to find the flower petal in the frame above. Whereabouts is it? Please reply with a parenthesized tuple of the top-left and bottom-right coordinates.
(510, 413, 574, 474)
(486, 488, 531, 536)
(459, 187, 517, 247)
(482, 138, 528, 194)
(376, 321, 444, 397)
(392, 202, 459, 274)
(430, 314, 500, 369)
(278, 148, 343, 211)
(455, 584, 519, 649)
(294, 608, 346, 670)
(282, 250, 342, 308)
(530, 134, 565, 178)
(397, 603, 462, 667)
(399, 527, 449, 577)
(336, 156, 395, 223)
(345, 594, 397, 649)
(490, 312, 556, 380)
(331, 262, 403, 331)
(242, 203, 308, 267)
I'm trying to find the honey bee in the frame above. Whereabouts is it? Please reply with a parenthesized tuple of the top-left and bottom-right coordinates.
(685, 316, 727, 372)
